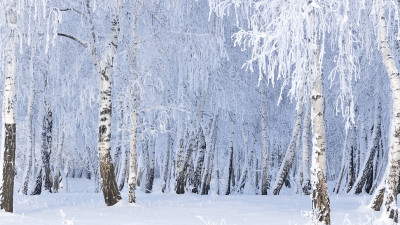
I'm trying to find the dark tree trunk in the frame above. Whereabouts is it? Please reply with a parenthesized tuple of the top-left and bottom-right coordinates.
(0, 124, 16, 212)
(41, 109, 53, 193)
(31, 168, 43, 195)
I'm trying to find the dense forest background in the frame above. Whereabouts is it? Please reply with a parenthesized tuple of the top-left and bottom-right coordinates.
(0, 0, 399, 224)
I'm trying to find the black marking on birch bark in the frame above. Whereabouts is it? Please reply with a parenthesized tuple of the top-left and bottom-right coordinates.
(1, 123, 16, 212)
(312, 95, 322, 101)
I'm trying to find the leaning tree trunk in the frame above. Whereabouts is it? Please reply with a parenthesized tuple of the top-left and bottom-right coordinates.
(352, 99, 381, 194)
(272, 97, 304, 195)
(0, 4, 17, 211)
(369, 6, 400, 222)
(310, 13, 330, 224)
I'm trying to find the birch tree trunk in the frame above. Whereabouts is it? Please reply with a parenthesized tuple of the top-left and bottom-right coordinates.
(22, 48, 36, 195)
(352, 99, 381, 194)
(272, 98, 303, 195)
(310, 11, 330, 223)
(334, 129, 349, 194)
(201, 110, 219, 195)
(301, 97, 311, 195)
(225, 112, 235, 195)
(127, 0, 141, 203)
(41, 107, 53, 192)
(85, 0, 123, 206)
(175, 117, 186, 194)
(53, 131, 64, 193)
(0, 2, 17, 212)
(192, 126, 206, 193)
(369, 6, 400, 222)
(261, 80, 269, 195)
(161, 130, 171, 193)
(346, 127, 356, 192)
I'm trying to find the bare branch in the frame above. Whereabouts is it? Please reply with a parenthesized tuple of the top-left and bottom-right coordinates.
(58, 33, 88, 48)
(58, 8, 85, 16)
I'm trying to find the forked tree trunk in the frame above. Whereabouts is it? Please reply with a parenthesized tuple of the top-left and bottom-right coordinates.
(369, 6, 400, 222)
(0, 3, 17, 212)
(272, 98, 304, 195)
(310, 11, 330, 223)
(352, 99, 381, 194)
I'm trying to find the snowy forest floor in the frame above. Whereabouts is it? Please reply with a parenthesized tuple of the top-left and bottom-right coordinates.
(0, 179, 388, 225)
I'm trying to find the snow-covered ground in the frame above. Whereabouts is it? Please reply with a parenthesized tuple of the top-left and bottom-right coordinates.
(0, 179, 387, 225)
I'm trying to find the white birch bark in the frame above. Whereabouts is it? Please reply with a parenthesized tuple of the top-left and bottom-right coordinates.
(370, 6, 400, 222)
(225, 112, 235, 195)
(352, 99, 381, 194)
(272, 97, 304, 195)
(334, 129, 349, 194)
(310, 10, 330, 223)
(261, 80, 269, 195)
(21, 48, 36, 195)
(127, 0, 141, 203)
(0, 1, 17, 212)
(301, 96, 311, 195)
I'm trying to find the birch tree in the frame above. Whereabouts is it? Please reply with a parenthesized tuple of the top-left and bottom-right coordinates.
(0, 0, 17, 212)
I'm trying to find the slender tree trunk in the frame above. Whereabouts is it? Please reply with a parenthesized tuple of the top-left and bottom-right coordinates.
(370, 7, 400, 222)
(41, 107, 53, 192)
(161, 130, 171, 193)
(261, 79, 269, 195)
(192, 126, 206, 193)
(201, 110, 219, 195)
(301, 97, 311, 195)
(225, 112, 235, 195)
(22, 48, 36, 195)
(352, 99, 381, 194)
(145, 132, 156, 193)
(310, 12, 330, 223)
(175, 116, 186, 194)
(272, 98, 304, 195)
(0, 4, 17, 211)
(127, 0, 140, 203)
(53, 131, 64, 193)
(346, 127, 356, 192)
